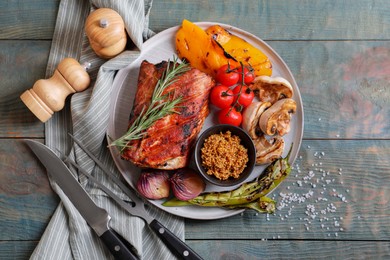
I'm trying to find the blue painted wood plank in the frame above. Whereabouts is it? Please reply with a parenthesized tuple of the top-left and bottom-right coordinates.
(0, 0, 389, 259)
(0, 40, 49, 137)
(270, 40, 390, 139)
(185, 140, 390, 240)
(150, 0, 390, 40)
(0, 241, 38, 260)
(1, 0, 390, 40)
(2, 140, 389, 242)
(0, 140, 59, 241)
(185, 240, 390, 259)
(1, 40, 389, 139)
(0, 0, 60, 39)
(1, 240, 389, 260)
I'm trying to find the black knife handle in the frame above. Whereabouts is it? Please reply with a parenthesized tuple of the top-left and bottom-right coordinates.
(150, 219, 203, 260)
(100, 229, 139, 260)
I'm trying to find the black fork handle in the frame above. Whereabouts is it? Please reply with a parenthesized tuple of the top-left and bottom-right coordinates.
(149, 219, 203, 260)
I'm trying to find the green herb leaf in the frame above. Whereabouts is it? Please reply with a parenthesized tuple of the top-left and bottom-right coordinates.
(110, 58, 190, 151)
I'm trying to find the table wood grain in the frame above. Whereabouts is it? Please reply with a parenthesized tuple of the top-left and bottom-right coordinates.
(1, 0, 389, 259)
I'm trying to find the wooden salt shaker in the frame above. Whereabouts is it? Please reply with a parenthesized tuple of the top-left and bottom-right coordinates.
(85, 8, 127, 59)
(20, 58, 91, 122)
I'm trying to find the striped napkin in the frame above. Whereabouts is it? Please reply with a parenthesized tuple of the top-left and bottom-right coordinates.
(30, 0, 184, 259)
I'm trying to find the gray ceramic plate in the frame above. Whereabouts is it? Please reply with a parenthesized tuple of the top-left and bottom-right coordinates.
(107, 22, 304, 220)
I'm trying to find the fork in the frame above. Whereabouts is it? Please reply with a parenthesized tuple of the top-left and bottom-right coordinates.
(67, 134, 204, 260)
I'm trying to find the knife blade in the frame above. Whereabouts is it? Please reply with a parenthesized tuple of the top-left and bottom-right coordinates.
(69, 134, 204, 260)
(25, 140, 138, 260)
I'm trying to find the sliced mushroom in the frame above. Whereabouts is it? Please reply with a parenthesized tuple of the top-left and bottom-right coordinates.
(242, 101, 272, 139)
(259, 98, 297, 136)
(254, 135, 285, 165)
(250, 75, 293, 104)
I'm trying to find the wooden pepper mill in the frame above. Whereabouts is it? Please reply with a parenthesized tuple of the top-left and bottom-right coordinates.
(20, 58, 91, 122)
(85, 8, 127, 59)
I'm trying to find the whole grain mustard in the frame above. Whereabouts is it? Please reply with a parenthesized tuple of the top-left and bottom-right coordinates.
(201, 131, 248, 180)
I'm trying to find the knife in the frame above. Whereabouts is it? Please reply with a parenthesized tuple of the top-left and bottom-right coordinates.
(25, 140, 139, 260)
(68, 134, 204, 260)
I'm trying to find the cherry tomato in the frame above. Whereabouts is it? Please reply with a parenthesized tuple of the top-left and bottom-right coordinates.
(232, 85, 255, 107)
(216, 64, 239, 86)
(218, 107, 242, 126)
(209, 85, 234, 109)
(237, 66, 255, 84)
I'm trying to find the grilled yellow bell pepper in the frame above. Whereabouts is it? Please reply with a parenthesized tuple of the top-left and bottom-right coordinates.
(175, 20, 238, 78)
(206, 25, 272, 77)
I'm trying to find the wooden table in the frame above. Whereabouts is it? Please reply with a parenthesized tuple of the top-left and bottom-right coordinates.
(1, 0, 389, 259)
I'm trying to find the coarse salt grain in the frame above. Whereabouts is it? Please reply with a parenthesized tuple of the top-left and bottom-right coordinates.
(263, 148, 351, 239)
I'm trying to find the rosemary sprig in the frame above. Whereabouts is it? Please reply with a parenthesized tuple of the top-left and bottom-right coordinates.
(111, 58, 190, 151)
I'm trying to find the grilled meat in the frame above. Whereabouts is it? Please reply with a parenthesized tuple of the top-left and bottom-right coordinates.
(121, 60, 215, 169)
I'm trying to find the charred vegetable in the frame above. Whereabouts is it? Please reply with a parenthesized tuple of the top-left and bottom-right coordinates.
(176, 19, 238, 78)
(137, 170, 171, 200)
(163, 145, 293, 213)
(227, 196, 276, 213)
(259, 98, 297, 136)
(170, 168, 206, 201)
(175, 20, 273, 79)
(206, 25, 272, 77)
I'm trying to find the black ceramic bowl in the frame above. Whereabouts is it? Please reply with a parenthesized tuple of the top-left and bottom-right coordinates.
(194, 124, 256, 187)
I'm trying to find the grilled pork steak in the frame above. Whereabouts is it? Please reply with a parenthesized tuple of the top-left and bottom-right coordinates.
(121, 60, 215, 169)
